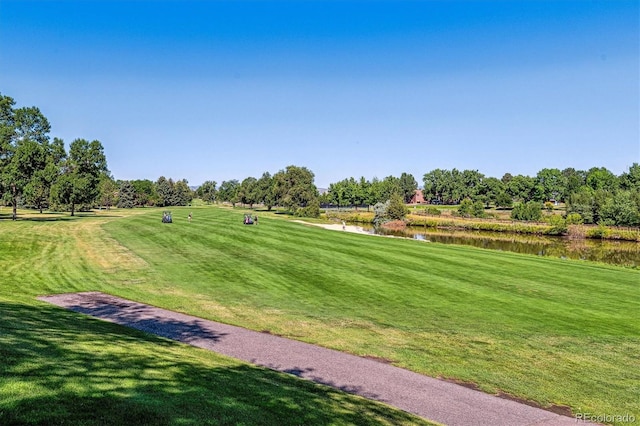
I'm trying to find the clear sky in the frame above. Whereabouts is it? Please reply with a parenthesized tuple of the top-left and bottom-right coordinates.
(1, 1, 638, 188)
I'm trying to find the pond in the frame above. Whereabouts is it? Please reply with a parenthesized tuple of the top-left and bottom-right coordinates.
(359, 225, 640, 268)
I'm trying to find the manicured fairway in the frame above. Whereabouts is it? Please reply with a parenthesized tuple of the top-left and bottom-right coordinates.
(2, 206, 639, 424)
(0, 210, 432, 426)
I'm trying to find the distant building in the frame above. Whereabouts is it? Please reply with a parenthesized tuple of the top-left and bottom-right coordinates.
(409, 189, 425, 204)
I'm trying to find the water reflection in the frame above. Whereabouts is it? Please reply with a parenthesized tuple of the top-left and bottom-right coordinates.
(361, 225, 640, 267)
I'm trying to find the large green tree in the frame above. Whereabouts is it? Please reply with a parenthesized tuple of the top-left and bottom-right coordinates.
(534, 168, 566, 202)
(51, 139, 108, 216)
(619, 163, 640, 191)
(23, 137, 65, 213)
(256, 172, 275, 210)
(272, 165, 319, 215)
(562, 167, 586, 197)
(506, 174, 536, 203)
(586, 167, 618, 191)
(196, 180, 217, 204)
(98, 175, 118, 209)
(218, 179, 240, 207)
(117, 180, 136, 208)
(239, 177, 258, 208)
(155, 176, 175, 207)
(478, 177, 505, 207)
(0, 95, 53, 219)
(399, 172, 418, 204)
(131, 179, 156, 206)
(173, 179, 193, 206)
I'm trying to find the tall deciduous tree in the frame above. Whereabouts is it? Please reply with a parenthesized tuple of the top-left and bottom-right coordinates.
(98, 176, 118, 209)
(239, 177, 258, 207)
(23, 137, 66, 213)
(507, 175, 536, 203)
(423, 169, 450, 203)
(51, 139, 108, 216)
(562, 167, 586, 197)
(218, 179, 240, 207)
(379, 175, 402, 202)
(399, 172, 418, 204)
(620, 163, 640, 191)
(197, 180, 217, 204)
(535, 168, 566, 202)
(586, 167, 618, 191)
(273, 165, 318, 214)
(131, 179, 156, 206)
(0, 95, 53, 219)
(256, 172, 275, 210)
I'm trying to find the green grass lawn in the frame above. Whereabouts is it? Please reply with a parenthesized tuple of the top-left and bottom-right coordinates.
(0, 209, 432, 426)
(2, 205, 639, 424)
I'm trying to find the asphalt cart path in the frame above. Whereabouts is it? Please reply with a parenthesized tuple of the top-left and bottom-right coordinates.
(39, 292, 585, 426)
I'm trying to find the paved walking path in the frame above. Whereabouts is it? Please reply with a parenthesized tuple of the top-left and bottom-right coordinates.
(39, 292, 584, 426)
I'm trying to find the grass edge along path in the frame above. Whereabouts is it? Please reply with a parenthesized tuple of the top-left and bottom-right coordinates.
(39, 291, 588, 426)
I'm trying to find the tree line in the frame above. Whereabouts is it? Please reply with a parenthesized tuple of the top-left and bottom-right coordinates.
(323, 166, 640, 226)
(2, 93, 638, 225)
(195, 165, 320, 217)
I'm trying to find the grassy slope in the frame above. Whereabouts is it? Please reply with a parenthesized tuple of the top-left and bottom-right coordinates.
(0, 210, 432, 426)
(99, 206, 639, 421)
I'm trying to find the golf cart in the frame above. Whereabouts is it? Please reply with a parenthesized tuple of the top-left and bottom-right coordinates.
(243, 214, 254, 225)
(162, 211, 173, 223)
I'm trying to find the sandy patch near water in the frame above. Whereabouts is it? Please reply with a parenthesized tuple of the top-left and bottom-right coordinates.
(292, 220, 372, 235)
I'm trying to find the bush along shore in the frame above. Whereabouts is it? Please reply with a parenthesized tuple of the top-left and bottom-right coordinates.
(324, 211, 640, 242)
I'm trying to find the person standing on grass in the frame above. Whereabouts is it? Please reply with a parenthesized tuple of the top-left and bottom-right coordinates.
(342, 220, 346, 231)
(254, 215, 258, 225)
(188, 212, 192, 223)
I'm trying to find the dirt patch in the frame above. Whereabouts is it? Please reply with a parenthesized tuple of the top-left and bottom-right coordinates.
(496, 392, 573, 417)
(362, 355, 396, 365)
(381, 220, 407, 231)
(440, 377, 574, 418)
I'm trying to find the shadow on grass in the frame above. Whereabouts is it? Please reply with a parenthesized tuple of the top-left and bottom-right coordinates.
(0, 302, 425, 425)
(0, 211, 123, 222)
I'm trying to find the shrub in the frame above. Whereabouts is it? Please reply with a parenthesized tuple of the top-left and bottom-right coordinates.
(511, 201, 542, 221)
(295, 200, 320, 218)
(386, 193, 408, 221)
(587, 223, 610, 239)
(373, 201, 390, 226)
(457, 199, 473, 217)
(545, 214, 568, 235)
(425, 207, 441, 216)
(472, 201, 485, 218)
(565, 213, 583, 225)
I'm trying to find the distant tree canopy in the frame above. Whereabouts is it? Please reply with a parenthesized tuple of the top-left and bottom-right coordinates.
(2, 92, 638, 225)
(204, 166, 320, 217)
(323, 163, 640, 226)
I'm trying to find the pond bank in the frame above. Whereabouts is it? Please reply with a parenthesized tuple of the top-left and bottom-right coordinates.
(306, 216, 640, 268)
(324, 211, 640, 242)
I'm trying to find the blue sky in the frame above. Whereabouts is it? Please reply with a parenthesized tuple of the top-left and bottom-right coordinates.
(1, 1, 638, 187)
